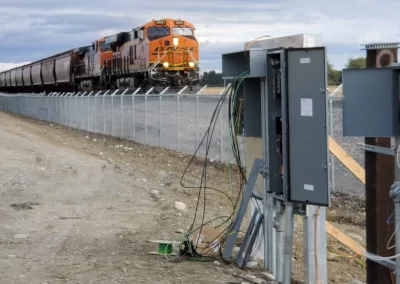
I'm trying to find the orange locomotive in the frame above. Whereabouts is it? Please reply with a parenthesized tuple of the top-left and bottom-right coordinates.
(0, 18, 201, 93)
(79, 18, 201, 91)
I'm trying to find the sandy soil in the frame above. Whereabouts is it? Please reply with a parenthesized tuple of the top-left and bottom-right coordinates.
(0, 111, 366, 284)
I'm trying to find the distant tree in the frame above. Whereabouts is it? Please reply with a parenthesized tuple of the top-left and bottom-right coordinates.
(201, 71, 224, 85)
(327, 61, 342, 85)
(345, 57, 366, 69)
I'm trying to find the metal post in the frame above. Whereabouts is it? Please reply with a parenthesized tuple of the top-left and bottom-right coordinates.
(303, 206, 327, 284)
(80, 92, 84, 130)
(121, 89, 128, 138)
(101, 90, 109, 135)
(274, 200, 284, 282)
(282, 203, 294, 284)
(145, 88, 153, 144)
(260, 78, 269, 270)
(159, 94, 162, 147)
(160, 86, 169, 95)
(396, 200, 400, 284)
(178, 85, 188, 95)
(177, 93, 180, 151)
(329, 97, 335, 191)
(88, 91, 95, 131)
(390, 137, 400, 283)
(196, 95, 199, 149)
(132, 89, 138, 140)
(220, 103, 223, 161)
(196, 84, 207, 95)
(111, 90, 119, 136)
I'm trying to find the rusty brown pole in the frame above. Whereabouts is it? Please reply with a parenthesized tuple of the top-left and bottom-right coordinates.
(364, 45, 397, 284)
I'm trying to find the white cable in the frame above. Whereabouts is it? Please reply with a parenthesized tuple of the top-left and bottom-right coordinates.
(364, 251, 400, 261)
(396, 144, 400, 169)
(387, 222, 400, 250)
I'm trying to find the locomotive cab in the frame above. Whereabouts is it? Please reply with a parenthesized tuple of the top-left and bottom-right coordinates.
(146, 19, 200, 87)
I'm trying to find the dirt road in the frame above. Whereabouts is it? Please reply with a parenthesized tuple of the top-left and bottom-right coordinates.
(0, 112, 245, 284)
(0, 111, 367, 284)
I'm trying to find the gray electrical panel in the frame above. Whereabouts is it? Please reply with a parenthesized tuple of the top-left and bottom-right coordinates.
(342, 67, 400, 137)
(221, 37, 329, 207)
(286, 48, 329, 206)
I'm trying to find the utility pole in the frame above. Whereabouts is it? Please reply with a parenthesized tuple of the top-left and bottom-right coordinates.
(364, 43, 398, 284)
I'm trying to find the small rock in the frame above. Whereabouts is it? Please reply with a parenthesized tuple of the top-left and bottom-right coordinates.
(128, 148, 134, 151)
(150, 190, 160, 199)
(92, 139, 97, 142)
(348, 232, 363, 243)
(183, 188, 193, 195)
(213, 260, 220, 266)
(327, 252, 338, 261)
(233, 246, 240, 253)
(350, 280, 363, 284)
(139, 154, 143, 157)
(35, 157, 43, 163)
(261, 272, 275, 281)
(114, 145, 120, 148)
(119, 144, 123, 148)
(124, 147, 129, 151)
(13, 234, 27, 239)
(158, 171, 167, 178)
(174, 201, 186, 211)
(7, 254, 16, 258)
(142, 178, 147, 183)
(85, 136, 90, 139)
(99, 152, 104, 155)
(245, 261, 258, 268)
(175, 228, 185, 234)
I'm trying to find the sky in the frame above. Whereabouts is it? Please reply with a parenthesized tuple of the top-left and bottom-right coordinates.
(0, 0, 400, 73)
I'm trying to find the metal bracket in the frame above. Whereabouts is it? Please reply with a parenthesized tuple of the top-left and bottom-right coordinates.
(358, 143, 396, 156)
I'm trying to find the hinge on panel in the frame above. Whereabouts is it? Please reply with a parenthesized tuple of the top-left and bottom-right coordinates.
(358, 143, 396, 156)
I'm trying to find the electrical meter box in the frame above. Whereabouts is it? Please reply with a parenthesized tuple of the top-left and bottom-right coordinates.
(342, 65, 400, 137)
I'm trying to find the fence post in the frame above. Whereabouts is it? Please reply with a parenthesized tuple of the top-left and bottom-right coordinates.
(121, 89, 128, 138)
(111, 89, 119, 136)
(145, 87, 154, 144)
(196, 84, 207, 95)
(80, 92, 84, 130)
(159, 93, 162, 147)
(220, 99, 223, 161)
(132, 88, 141, 140)
(196, 95, 199, 149)
(101, 90, 110, 135)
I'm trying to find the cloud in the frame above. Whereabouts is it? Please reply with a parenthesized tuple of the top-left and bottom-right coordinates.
(0, 62, 30, 72)
(0, 0, 399, 72)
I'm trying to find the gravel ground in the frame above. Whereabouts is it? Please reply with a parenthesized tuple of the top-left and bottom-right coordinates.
(329, 100, 365, 197)
(0, 111, 367, 283)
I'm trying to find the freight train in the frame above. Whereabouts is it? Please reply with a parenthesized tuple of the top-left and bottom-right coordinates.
(0, 18, 201, 93)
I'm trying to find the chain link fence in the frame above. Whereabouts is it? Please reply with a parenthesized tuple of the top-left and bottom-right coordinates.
(0, 89, 245, 165)
(0, 85, 365, 197)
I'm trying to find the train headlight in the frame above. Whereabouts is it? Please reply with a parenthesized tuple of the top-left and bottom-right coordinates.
(163, 62, 169, 67)
(188, 61, 195, 67)
(172, 37, 179, 46)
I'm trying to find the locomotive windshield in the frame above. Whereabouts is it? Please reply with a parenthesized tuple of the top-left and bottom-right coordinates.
(172, 27, 193, 36)
(147, 27, 170, 40)
(172, 27, 195, 39)
(99, 42, 112, 52)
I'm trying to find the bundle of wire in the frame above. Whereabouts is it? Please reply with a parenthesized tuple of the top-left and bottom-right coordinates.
(166, 70, 263, 264)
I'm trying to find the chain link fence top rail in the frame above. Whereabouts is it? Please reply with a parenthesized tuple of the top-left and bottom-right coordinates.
(0, 90, 245, 166)
(0, 85, 364, 198)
